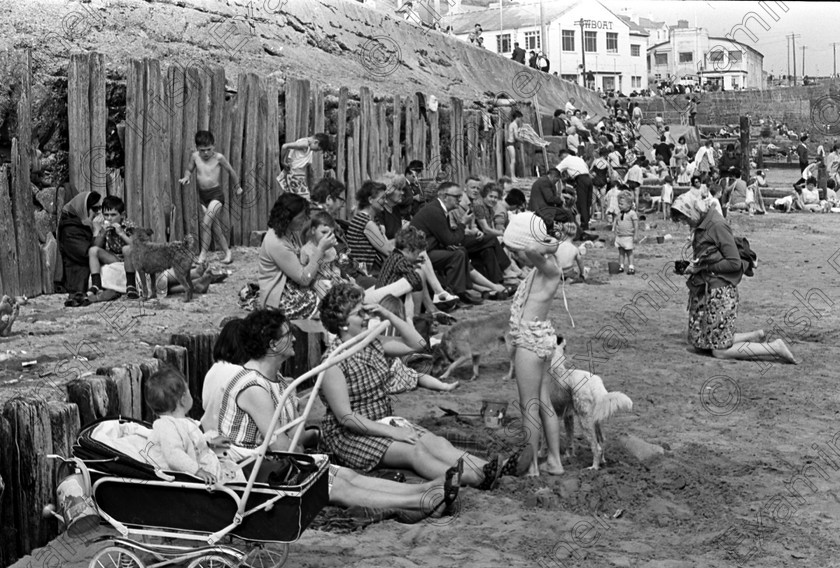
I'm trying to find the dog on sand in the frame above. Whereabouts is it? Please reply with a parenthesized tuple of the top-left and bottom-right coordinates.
(432, 312, 513, 381)
(547, 336, 633, 471)
(126, 229, 196, 302)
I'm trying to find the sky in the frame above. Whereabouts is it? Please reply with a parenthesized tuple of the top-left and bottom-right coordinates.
(598, 1, 836, 78)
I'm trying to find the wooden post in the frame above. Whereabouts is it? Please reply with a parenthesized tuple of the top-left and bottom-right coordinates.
(126, 59, 145, 223)
(152, 345, 197, 416)
(68, 53, 92, 195)
(266, 79, 280, 210)
(1, 398, 57, 552)
(228, 76, 245, 246)
(391, 95, 401, 173)
(66, 376, 121, 427)
(311, 86, 325, 180)
(11, 139, 41, 296)
(241, 74, 260, 241)
(379, 102, 389, 175)
(336, 87, 348, 190)
(429, 108, 440, 182)
(254, 82, 268, 238)
(740, 115, 750, 181)
(89, 52, 107, 197)
(182, 66, 200, 241)
(359, 87, 371, 181)
(351, 115, 362, 200)
(102, 365, 143, 419)
(167, 64, 185, 241)
(143, 59, 167, 242)
(405, 95, 415, 163)
(449, 98, 465, 185)
(369, 100, 381, 178)
(0, 166, 19, 296)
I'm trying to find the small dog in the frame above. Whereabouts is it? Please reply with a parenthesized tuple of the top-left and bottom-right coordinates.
(432, 313, 513, 381)
(125, 229, 196, 302)
(547, 337, 633, 471)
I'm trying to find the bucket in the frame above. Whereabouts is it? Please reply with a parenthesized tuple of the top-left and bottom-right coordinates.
(608, 261, 621, 274)
(656, 236, 665, 244)
(50, 456, 99, 537)
(480, 400, 508, 429)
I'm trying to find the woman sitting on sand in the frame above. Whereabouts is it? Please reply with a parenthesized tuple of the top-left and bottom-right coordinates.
(318, 283, 531, 490)
(671, 191, 797, 364)
(205, 309, 461, 523)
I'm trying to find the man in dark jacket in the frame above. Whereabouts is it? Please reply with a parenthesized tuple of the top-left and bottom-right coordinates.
(528, 168, 574, 234)
(511, 43, 526, 64)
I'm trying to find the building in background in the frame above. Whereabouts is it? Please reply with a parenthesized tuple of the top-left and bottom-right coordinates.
(646, 22, 764, 90)
(444, 0, 649, 94)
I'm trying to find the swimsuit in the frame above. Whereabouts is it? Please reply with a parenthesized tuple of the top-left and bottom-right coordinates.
(509, 269, 557, 360)
(198, 185, 225, 207)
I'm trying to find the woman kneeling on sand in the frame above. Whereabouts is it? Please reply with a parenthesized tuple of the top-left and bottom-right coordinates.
(671, 191, 797, 364)
(318, 283, 532, 490)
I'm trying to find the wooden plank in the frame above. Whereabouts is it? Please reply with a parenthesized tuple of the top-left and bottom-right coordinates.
(298, 79, 311, 162)
(337, 87, 348, 188)
(254, 81, 268, 238)
(391, 95, 401, 173)
(47, 401, 81, 488)
(266, 80, 280, 209)
(311, 85, 324, 181)
(351, 115, 362, 202)
(152, 59, 172, 241)
(197, 65, 211, 131)
(166, 64, 185, 241)
(228, 76, 245, 246)
(11, 139, 40, 297)
(405, 95, 414, 164)
(450, 97, 464, 185)
(125, 59, 144, 223)
(416, 94, 427, 172)
(379, 102, 389, 175)
(466, 111, 479, 177)
(346, 135, 356, 218)
(359, 87, 371, 181)
(429, 108, 440, 181)
(89, 52, 107, 196)
(283, 78, 299, 155)
(182, 66, 200, 241)
(142, 59, 165, 242)
(1, 399, 54, 553)
(68, 53, 91, 195)
(0, 166, 19, 297)
(66, 376, 120, 427)
(241, 73, 260, 243)
(0, 413, 18, 567)
(209, 66, 226, 147)
(369, 99, 381, 179)
(105, 366, 143, 419)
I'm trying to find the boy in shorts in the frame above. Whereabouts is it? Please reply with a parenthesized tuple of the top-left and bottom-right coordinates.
(179, 130, 242, 265)
(88, 195, 135, 296)
(661, 175, 674, 220)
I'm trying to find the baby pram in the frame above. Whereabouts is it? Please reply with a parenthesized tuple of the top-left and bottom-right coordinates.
(45, 322, 389, 568)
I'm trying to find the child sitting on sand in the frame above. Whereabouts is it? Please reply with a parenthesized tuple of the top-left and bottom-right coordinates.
(503, 212, 564, 476)
(145, 367, 243, 484)
(613, 190, 638, 275)
(300, 211, 346, 300)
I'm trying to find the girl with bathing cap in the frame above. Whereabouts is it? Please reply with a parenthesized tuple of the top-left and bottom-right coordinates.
(503, 212, 565, 476)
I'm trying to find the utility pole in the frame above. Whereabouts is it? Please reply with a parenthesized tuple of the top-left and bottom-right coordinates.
(832, 42, 839, 78)
(801, 45, 807, 81)
(786, 35, 791, 85)
(790, 34, 801, 86)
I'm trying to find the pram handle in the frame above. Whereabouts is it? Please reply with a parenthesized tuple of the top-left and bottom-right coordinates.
(232, 321, 388, 521)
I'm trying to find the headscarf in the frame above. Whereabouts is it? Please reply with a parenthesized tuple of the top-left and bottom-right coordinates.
(62, 191, 99, 227)
(672, 189, 711, 225)
(503, 211, 554, 251)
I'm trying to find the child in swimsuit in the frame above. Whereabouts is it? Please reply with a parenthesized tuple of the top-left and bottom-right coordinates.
(180, 130, 242, 265)
(503, 212, 565, 477)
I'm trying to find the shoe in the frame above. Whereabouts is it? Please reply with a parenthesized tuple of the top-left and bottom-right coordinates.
(126, 286, 140, 300)
(486, 290, 508, 301)
(617, 266, 624, 273)
(627, 266, 636, 275)
(433, 291, 459, 304)
(457, 292, 483, 305)
(87, 285, 101, 296)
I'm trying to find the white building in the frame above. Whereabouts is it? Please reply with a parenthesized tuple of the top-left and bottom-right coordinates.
(647, 25, 765, 90)
(444, 0, 649, 94)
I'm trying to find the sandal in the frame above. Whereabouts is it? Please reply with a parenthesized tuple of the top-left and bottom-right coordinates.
(126, 286, 140, 300)
(475, 454, 502, 491)
(486, 290, 509, 301)
(498, 445, 535, 478)
(442, 457, 463, 515)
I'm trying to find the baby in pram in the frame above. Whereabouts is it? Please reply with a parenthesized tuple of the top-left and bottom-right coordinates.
(145, 367, 245, 484)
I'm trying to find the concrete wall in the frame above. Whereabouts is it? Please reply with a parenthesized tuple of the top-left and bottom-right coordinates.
(2, 0, 606, 118)
(633, 84, 840, 137)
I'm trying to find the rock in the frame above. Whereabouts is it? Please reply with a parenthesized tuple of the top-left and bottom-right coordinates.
(36, 186, 57, 214)
(558, 476, 580, 499)
(619, 434, 665, 463)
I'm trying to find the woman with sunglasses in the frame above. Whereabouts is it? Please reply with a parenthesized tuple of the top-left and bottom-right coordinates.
(318, 283, 532, 490)
(208, 309, 462, 523)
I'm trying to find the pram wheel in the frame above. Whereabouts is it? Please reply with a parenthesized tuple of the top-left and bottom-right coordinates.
(242, 543, 289, 568)
(89, 546, 145, 568)
(186, 555, 237, 568)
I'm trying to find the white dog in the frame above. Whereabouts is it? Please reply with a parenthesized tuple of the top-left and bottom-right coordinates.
(547, 337, 633, 470)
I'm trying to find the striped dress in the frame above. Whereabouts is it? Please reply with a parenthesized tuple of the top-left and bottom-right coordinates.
(346, 210, 385, 274)
(217, 368, 295, 449)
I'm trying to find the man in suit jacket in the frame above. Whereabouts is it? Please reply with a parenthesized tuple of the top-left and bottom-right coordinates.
(411, 182, 507, 304)
(511, 43, 526, 64)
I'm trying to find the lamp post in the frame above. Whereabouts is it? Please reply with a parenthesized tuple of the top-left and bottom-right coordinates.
(575, 19, 586, 88)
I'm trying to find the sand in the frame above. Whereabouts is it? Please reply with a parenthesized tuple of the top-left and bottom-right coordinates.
(6, 208, 840, 568)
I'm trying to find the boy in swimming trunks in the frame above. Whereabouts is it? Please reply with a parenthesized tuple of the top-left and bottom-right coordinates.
(503, 212, 565, 476)
(179, 130, 242, 265)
